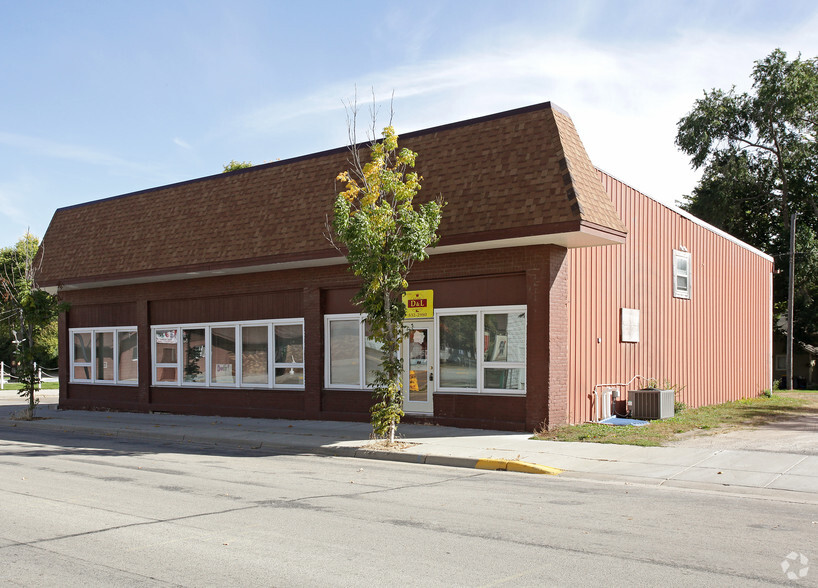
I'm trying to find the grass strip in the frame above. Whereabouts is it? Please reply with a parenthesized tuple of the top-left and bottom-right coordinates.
(535, 392, 814, 446)
(2, 381, 60, 391)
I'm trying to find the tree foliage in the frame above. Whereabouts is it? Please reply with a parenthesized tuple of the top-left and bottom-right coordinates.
(331, 107, 443, 443)
(676, 48, 818, 344)
(0, 233, 65, 417)
(222, 160, 252, 173)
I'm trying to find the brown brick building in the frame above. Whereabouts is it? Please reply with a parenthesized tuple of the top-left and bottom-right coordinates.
(38, 102, 773, 431)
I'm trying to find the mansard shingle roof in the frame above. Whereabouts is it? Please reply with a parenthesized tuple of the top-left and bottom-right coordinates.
(38, 101, 627, 289)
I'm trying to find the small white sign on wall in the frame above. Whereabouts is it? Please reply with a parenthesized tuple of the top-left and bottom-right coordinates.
(621, 308, 640, 343)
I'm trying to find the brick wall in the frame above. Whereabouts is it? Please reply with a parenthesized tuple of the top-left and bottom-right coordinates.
(59, 244, 570, 431)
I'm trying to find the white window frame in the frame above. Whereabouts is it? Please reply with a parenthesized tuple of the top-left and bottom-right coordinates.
(153, 327, 180, 385)
(436, 305, 527, 396)
(673, 249, 691, 299)
(69, 327, 138, 386)
(210, 324, 239, 388)
(324, 314, 386, 389)
(324, 307, 527, 395)
(324, 314, 370, 389)
(271, 323, 306, 389)
(151, 319, 304, 389)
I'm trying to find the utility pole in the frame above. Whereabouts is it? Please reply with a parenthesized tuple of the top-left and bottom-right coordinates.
(787, 213, 796, 391)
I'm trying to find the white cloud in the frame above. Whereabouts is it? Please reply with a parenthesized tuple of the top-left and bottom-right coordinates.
(238, 9, 818, 205)
(173, 137, 192, 149)
(0, 131, 153, 173)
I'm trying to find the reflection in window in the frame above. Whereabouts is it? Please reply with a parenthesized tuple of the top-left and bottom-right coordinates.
(483, 311, 526, 390)
(73, 332, 92, 380)
(117, 331, 138, 383)
(212, 327, 236, 384)
(70, 328, 138, 385)
(438, 308, 527, 393)
(324, 316, 383, 389)
(484, 367, 526, 390)
(275, 367, 304, 386)
(182, 328, 206, 383)
(95, 331, 114, 381)
(275, 325, 303, 364)
(364, 322, 383, 386)
(155, 330, 178, 363)
(242, 325, 268, 385)
(439, 314, 477, 388)
(155, 329, 178, 384)
(152, 321, 304, 389)
(274, 324, 303, 387)
(329, 319, 360, 386)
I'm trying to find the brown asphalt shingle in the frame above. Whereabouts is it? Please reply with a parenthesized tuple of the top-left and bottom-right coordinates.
(38, 102, 626, 287)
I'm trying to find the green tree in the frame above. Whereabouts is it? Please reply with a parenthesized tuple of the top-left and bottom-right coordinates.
(0, 233, 65, 418)
(331, 112, 443, 443)
(676, 48, 818, 344)
(222, 160, 252, 173)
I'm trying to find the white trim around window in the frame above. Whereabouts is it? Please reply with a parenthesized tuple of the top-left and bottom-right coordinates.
(436, 305, 527, 396)
(673, 249, 691, 299)
(324, 306, 527, 396)
(323, 314, 383, 389)
(151, 319, 304, 389)
(69, 327, 138, 385)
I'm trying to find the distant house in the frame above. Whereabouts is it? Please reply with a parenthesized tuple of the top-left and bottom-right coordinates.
(37, 102, 773, 431)
(773, 320, 818, 389)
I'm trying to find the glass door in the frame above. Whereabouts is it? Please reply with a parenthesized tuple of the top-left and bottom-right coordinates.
(403, 321, 434, 414)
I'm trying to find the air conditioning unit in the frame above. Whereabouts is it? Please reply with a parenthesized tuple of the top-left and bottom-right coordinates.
(630, 389, 675, 419)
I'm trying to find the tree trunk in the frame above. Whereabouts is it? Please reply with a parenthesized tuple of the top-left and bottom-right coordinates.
(384, 290, 397, 445)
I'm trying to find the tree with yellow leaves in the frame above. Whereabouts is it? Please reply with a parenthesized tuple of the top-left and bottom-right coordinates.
(331, 103, 443, 444)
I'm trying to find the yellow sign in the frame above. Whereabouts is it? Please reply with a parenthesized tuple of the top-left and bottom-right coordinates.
(403, 290, 434, 319)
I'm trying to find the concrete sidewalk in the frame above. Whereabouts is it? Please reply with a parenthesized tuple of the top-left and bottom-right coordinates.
(2, 391, 817, 501)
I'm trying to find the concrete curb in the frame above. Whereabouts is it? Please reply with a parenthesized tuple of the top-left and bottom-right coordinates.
(0, 417, 561, 475)
(476, 457, 562, 475)
(5, 413, 817, 493)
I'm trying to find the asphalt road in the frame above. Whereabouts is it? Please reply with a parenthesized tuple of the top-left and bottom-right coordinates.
(1, 427, 816, 587)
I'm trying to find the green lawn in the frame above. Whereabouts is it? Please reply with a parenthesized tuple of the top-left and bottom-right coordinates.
(2, 381, 59, 391)
(535, 392, 817, 446)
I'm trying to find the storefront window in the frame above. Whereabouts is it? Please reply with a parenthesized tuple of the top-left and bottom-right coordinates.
(325, 315, 383, 389)
(438, 307, 526, 393)
(483, 311, 526, 390)
(364, 322, 382, 386)
(328, 319, 360, 386)
(275, 367, 303, 386)
(95, 331, 115, 381)
(242, 325, 269, 385)
(73, 332, 92, 381)
(151, 320, 303, 389)
(274, 324, 303, 387)
(211, 326, 237, 385)
(439, 314, 478, 388)
(182, 328, 207, 383)
(155, 330, 177, 363)
(117, 331, 138, 383)
(70, 328, 138, 385)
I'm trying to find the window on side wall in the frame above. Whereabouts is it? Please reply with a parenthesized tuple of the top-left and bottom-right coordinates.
(69, 327, 138, 385)
(151, 319, 304, 389)
(673, 250, 691, 299)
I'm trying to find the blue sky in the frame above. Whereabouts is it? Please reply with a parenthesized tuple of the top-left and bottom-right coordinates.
(2, 0, 817, 247)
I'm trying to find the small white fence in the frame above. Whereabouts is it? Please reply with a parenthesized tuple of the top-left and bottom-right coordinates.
(0, 361, 58, 391)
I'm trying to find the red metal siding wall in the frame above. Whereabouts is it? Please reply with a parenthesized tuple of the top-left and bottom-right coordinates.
(567, 171, 773, 423)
